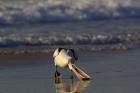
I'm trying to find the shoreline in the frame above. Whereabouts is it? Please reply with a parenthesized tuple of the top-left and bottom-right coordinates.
(0, 43, 138, 56)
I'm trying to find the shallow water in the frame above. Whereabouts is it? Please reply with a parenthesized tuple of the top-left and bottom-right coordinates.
(0, 49, 140, 93)
(0, 18, 140, 48)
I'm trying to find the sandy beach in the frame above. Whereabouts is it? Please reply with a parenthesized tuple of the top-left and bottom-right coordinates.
(0, 48, 140, 93)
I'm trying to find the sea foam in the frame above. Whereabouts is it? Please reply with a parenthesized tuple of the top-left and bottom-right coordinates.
(0, 0, 140, 24)
(0, 32, 139, 47)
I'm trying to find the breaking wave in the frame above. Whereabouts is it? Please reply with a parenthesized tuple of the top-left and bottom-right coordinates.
(0, 32, 139, 47)
(0, 0, 140, 24)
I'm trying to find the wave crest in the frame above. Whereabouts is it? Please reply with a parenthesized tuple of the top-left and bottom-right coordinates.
(0, 32, 139, 47)
(0, 0, 140, 24)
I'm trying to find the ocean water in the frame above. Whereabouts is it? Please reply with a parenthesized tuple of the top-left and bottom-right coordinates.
(0, 0, 140, 51)
(0, 49, 140, 93)
(0, 18, 140, 49)
(0, 0, 140, 24)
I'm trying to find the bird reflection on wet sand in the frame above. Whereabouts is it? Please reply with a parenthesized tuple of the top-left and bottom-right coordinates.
(54, 76, 90, 93)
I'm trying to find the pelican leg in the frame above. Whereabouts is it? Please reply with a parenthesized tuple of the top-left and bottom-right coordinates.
(55, 66, 60, 77)
(70, 70, 74, 84)
(70, 74, 74, 79)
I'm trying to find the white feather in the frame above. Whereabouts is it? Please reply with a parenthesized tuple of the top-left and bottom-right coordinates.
(54, 49, 72, 68)
(53, 48, 59, 58)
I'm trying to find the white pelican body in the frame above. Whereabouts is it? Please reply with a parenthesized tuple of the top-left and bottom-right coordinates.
(54, 49, 71, 68)
(53, 48, 90, 80)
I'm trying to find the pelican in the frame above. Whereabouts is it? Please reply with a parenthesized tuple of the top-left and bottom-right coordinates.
(53, 48, 90, 80)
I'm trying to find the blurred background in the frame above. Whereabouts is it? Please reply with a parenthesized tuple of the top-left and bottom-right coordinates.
(0, 0, 139, 53)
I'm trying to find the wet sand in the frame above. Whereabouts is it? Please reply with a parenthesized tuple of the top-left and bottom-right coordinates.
(0, 49, 140, 93)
